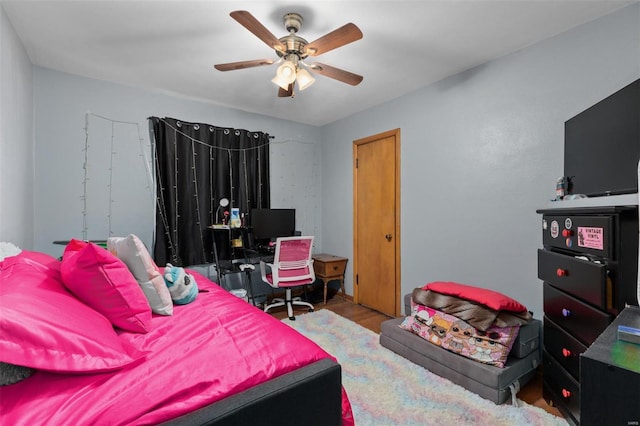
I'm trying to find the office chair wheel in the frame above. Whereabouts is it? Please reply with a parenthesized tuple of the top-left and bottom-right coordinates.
(308, 308, 314, 312)
(289, 316, 296, 321)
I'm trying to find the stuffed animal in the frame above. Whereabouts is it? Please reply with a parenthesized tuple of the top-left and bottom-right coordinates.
(163, 264, 198, 305)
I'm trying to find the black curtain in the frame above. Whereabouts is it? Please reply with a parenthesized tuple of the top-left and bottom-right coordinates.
(149, 117, 270, 266)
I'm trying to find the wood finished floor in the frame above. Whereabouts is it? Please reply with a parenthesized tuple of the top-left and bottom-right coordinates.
(268, 295, 562, 419)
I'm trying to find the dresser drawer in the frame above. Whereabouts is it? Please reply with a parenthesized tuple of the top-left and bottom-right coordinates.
(543, 282, 612, 345)
(542, 214, 614, 258)
(543, 350, 580, 425)
(543, 316, 587, 380)
(312, 254, 348, 278)
(538, 249, 608, 309)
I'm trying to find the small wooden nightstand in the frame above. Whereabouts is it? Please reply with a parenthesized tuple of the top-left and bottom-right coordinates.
(312, 253, 348, 304)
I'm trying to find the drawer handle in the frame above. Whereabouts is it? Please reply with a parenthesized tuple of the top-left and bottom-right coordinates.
(561, 308, 571, 318)
(562, 348, 572, 358)
(561, 389, 572, 399)
(556, 268, 568, 277)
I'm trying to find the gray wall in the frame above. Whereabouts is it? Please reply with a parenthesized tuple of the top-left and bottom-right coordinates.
(2, 4, 639, 319)
(0, 6, 34, 249)
(32, 69, 323, 259)
(321, 3, 640, 318)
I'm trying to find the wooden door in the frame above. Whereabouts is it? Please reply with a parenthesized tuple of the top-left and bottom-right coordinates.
(353, 129, 400, 316)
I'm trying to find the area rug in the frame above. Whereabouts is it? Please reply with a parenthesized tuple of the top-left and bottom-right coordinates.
(283, 310, 568, 426)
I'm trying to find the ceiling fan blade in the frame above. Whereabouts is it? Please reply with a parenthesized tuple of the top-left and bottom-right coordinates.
(305, 23, 363, 56)
(214, 59, 274, 72)
(308, 63, 363, 86)
(277, 83, 294, 98)
(230, 10, 285, 52)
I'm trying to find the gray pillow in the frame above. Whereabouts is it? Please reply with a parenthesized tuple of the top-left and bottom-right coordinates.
(0, 362, 32, 386)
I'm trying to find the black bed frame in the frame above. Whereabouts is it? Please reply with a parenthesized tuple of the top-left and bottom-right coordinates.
(159, 358, 343, 426)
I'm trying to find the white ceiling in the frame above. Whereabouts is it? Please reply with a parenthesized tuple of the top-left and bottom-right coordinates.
(2, 0, 634, 126)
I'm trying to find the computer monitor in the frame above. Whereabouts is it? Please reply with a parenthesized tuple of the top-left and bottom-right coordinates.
(250, 208, 296, 241)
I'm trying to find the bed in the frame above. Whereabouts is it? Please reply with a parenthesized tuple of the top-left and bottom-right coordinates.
(0, 242, 353, 425)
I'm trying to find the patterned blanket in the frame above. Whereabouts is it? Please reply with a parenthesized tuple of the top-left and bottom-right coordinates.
(400, 301, 520, 368)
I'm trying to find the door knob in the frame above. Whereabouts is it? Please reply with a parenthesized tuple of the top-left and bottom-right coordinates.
(385, 234, 392, 241)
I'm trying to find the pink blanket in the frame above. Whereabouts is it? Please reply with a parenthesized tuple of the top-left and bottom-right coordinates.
(1, 273, 353, 425)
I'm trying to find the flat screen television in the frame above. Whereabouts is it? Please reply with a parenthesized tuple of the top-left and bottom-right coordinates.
(564, 79, 639, 197)
(250, 208, 296, 241)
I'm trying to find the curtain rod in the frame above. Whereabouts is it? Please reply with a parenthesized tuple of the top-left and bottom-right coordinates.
(147, 116, 275, 138)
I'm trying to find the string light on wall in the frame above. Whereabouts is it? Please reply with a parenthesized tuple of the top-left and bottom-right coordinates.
(82, 112, 154, 240)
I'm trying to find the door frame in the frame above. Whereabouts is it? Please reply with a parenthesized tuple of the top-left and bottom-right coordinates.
(352, 128, 401, 316)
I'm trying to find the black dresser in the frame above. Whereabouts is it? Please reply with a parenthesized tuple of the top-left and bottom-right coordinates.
(537, 204, 638, 425)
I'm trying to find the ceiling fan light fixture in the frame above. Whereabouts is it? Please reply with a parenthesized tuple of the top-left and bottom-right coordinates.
(295, 67, 315, 90)
(271, 75, 290, 90)
(272, 60, 296, 89)
(217, 11, 364, 97)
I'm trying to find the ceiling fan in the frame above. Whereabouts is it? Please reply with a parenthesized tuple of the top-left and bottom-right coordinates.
(214, 10, 363, 97)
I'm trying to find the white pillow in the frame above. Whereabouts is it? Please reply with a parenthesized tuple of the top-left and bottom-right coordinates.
(0, 242, 22, 261)
(107, 235, 173, 316)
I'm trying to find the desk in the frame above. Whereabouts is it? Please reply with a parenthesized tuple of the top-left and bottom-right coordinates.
(208, 226, 275, 306)
(312, 254, 348, 304)
(53, 240, 107, 248)
(209, 226, 255, 304)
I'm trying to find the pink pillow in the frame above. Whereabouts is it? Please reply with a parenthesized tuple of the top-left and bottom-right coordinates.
(423, 281, 527, 313)
(61, 241, 152, 333)
(0, 254, 145, 373)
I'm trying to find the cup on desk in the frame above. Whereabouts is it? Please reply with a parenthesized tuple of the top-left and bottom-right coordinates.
(230, 208, 241, 228)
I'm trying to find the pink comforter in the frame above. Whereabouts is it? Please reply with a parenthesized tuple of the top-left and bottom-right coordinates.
(1, 273, 353, 425)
